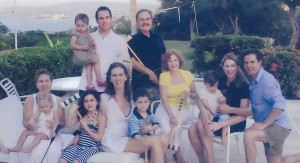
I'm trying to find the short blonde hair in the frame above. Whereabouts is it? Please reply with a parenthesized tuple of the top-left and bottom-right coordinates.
(36, 91, 53, 107)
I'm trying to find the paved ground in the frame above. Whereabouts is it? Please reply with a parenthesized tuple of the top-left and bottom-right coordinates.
(164, 100, 300, 163)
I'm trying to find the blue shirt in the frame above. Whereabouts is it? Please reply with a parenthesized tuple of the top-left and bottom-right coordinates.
(249, 68, 291, 129)
(128, 107, 160, 138)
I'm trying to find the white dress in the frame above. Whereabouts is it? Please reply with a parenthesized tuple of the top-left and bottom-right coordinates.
(36, 111, 54, 138)
(9, 93, 63, 163)
(100, 93, 132, 153)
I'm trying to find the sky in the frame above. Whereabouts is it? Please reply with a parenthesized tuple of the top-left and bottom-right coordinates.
(0, 0, 161, 8)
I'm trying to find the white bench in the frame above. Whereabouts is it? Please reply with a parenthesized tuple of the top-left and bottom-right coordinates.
(0, 95, 143, 163)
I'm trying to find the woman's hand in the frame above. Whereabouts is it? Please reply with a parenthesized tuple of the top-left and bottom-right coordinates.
(200, 109, 211, 128)
(217, 104, 231, 114)
(27, 119, 37, 130)
(69, 102, 78, 114)
(45, 119, 54, 129)
(181, 90, 190, 99)
(66, 135, 79, 148)
(209, 122, 222, 132)
(169, 114, 178, 126)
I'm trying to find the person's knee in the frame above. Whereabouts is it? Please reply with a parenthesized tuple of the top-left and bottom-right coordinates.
(73, 160, 80, 163)
(149, 136, 162, 148)
(243, 129, 256, 143)
(188, 124, 197, 138)
(266, 154, 282, 163)
(58, 158, 66, 163)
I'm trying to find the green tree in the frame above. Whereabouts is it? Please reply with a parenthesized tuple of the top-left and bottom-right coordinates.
(0, 22, 9, 34)
(113, 16, 131, 35)
(282, 0, 300, 48)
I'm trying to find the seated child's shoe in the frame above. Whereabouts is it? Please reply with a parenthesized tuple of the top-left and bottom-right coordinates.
(96, 80, 106, 86)
(86, 86, 97, 91)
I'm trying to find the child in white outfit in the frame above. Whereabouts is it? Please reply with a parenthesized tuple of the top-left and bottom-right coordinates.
(8, 92, 59, 153)
(199, 70, 230, 144)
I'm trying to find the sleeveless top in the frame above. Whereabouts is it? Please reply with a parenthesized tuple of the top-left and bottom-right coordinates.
(78, 123, 100, 147)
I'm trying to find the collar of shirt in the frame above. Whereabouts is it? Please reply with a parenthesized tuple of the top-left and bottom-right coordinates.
(133, 107, 151, 120)
(95, 29, 113, 40)
(137, 30, 153, 39)
(249, 67, 264, 84)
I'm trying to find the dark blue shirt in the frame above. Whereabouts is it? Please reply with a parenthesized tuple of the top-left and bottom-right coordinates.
(128, 31, 166, 90)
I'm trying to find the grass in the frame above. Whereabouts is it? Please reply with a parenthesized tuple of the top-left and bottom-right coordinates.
(164, 40, 193, 71)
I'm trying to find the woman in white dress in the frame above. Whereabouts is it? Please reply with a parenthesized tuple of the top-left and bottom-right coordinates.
(101, 62, 166, 162)
(9, 69, 65, 163)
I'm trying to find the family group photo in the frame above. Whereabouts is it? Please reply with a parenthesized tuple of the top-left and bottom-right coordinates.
(0, 0, 300, 163)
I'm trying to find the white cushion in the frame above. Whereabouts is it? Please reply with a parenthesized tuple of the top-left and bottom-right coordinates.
(0, 96, 24, 154)
(87, 152, 143, 163)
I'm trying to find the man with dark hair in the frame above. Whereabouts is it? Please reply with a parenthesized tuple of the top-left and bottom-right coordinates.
(78, 6, 131, 94)
(128, 9, 166, 101)
(242, 48, 292, 163)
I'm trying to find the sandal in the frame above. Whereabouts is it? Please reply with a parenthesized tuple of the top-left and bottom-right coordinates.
(96, 80, 106, 86)
(85, 86, 97, 91)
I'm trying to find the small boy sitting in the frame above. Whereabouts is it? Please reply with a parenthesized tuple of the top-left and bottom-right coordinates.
(128, 88, 159, 138)
(128, 88, 160, 159)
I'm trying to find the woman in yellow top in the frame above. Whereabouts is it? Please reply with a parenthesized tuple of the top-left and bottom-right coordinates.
(156, 50, 200, 163)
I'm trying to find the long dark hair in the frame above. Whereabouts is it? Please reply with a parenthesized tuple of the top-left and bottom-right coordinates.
(104, 62, 132, 103)
(221, 52, 248, 87)
(78, 90, 100, 118)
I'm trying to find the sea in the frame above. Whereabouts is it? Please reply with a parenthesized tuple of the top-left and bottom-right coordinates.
(0, 17, 98, 33)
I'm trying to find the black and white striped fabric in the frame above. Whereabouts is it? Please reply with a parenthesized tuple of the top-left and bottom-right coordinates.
(60, 123, 101, 163)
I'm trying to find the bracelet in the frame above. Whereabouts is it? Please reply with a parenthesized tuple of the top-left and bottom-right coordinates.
(73, 130, 81, 136)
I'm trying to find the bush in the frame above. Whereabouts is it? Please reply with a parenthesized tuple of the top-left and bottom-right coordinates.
(0, 46, 82, 96)
(261, 48, 300, 99)
(190, 33, 266, 74)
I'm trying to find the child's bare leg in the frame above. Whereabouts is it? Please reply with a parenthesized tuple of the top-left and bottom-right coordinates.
(86, 63, 94, 87)
(91, 55, 102, 82)
(8, 129, 35, 152)
(21, 133, 49, 153)
(221, 126, 228, 145)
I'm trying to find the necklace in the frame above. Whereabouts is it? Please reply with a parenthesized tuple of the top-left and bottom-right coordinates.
(86, 110, 99, 124)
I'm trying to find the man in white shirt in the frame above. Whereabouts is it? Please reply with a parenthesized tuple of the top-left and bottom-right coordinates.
(78, 6, 131, 93)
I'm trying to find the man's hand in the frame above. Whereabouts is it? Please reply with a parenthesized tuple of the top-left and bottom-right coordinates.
(147, 70, 159, 84)
(249, 122, 267, 130)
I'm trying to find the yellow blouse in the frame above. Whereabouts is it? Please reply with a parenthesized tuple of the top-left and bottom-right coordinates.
(159, 69, 194, 108)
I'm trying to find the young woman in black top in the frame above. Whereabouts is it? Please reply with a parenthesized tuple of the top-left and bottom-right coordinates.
(188, 53, 252, 163)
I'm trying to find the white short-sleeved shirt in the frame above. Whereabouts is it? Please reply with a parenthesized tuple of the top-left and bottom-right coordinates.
(78, 29, 130, 92)
(199, 87, 223, 115)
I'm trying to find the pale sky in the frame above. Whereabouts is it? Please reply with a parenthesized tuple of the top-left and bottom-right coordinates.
(0, 0, 160, 8)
